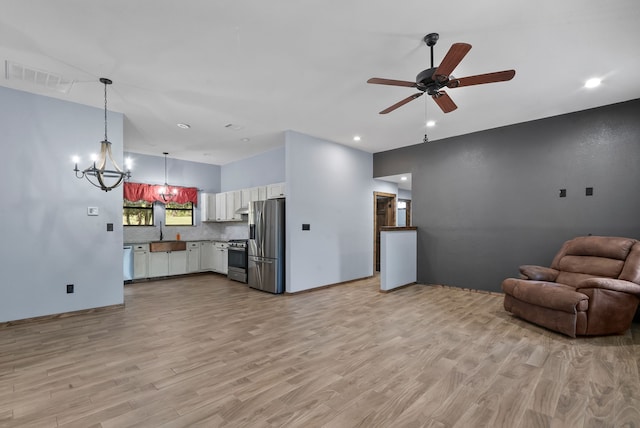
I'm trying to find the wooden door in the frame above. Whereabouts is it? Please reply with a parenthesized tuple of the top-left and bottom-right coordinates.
(373, 192, 397, 272)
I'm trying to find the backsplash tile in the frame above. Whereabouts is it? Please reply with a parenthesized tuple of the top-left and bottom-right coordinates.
(124, 222, 248, 243)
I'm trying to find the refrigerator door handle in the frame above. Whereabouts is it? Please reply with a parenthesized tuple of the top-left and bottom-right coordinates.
(253, 258, 273, 264)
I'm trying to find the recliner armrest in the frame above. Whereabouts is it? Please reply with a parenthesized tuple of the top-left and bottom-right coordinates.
(519, 265, 559, 282)
(576, 278, 640, 296)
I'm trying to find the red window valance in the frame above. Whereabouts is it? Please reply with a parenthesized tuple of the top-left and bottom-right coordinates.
(124, 182, 198, 205)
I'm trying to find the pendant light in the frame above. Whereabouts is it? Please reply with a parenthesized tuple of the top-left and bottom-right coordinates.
(159, 152, 177, 202)
(73, 78, 131, 191)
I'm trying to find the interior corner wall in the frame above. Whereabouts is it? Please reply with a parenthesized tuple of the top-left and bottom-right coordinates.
(285, 131, 373, 293)
(373, 99, 640, 292)
(0, 86, 124, 322)
(221, 146, 286, 191)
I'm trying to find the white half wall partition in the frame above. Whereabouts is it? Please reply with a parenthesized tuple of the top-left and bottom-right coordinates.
(285, 131, 374, 293)
(380, 227, 417, 291)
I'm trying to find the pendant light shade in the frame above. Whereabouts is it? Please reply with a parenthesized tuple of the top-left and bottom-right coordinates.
(73, 77, 131, 191)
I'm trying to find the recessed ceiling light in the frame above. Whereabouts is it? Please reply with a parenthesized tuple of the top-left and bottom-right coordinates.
(353, 135, 361, 142)
(241, 138, 250, 142)
(177, 123, 191, 129)
(224, 123, 244, 131)
(426, 120, 436, 127)
(400, 176, 408, 181)
(585, 78, 601, 89)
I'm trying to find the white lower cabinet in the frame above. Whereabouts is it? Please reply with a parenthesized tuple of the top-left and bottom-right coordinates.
(200, 241, 215, 271)
(213, 242, 228, 274)
(136, 241, 227, 279)
(169, 251, 187, 275)
(149, 252, 169, 277)
(187, 242, 201, 273)
(148, 251, 187, 277)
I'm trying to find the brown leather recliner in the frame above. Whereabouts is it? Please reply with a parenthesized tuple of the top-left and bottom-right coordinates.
(502, 236, 640, 337)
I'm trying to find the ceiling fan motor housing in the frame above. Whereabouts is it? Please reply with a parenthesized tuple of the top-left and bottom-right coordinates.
(416, 68, 448, 96)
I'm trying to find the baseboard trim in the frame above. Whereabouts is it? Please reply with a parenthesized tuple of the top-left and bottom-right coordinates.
(285, 276, 375, 295)
(425, 283, 504, 297)
(0, 303, 125, 328)
(379, 282, 417, 293)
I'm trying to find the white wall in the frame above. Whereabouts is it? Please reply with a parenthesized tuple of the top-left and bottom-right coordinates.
(0, 86, 124, 322)
(221, 146, 285, 191)
(285, 131, 373, 292)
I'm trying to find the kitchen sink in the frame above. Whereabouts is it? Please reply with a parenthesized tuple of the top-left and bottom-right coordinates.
(149, 241, 187, 252)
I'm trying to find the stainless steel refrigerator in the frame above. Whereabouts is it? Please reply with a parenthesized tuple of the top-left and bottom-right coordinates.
(248, 198, 285, 293)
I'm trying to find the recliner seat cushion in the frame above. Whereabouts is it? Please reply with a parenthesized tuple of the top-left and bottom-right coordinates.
(502, 278, 588, 313)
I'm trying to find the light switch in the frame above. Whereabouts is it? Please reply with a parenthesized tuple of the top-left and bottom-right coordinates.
(87, 207, 99, 216)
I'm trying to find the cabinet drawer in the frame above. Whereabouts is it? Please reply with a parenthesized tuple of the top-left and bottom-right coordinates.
(133, 244, 149, 252)
(188, 242, 200, 249)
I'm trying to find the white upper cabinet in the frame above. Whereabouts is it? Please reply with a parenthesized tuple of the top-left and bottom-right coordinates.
(267, 182, 285, 199)
(202, 183, 283, 222)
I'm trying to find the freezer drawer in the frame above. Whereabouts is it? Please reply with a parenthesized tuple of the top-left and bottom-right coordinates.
(248, 256, 283, 294)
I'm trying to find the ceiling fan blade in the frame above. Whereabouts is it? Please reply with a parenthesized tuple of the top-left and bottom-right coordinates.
(431, 91, 457, 113)
(433, 43, 472, 81)
(379, 92, 424, 114)
(367, 78, 417, 88)
(447, 70, 516, 88)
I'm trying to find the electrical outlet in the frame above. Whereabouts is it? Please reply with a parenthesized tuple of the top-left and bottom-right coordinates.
(559, 189, 567, 198)
(66, 284, 74, 294)
(586, 187, 594, 196)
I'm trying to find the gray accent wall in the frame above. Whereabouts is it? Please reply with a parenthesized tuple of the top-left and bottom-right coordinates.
(1, 86, 124, 322)
(373, 99, 640, 292)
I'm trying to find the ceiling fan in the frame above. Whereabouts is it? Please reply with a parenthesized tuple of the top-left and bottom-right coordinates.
(367, 33, 515, 114)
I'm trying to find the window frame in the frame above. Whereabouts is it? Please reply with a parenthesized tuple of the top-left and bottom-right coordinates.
(164, 201, 195, 226)
(123, 200, 155, 226)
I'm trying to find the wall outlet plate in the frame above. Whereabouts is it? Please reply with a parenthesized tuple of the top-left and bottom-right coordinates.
(87, 207, 99, 216)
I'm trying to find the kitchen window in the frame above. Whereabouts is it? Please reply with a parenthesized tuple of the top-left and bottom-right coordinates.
(123, 200, 154, 226)
(165, 201, 194, 226)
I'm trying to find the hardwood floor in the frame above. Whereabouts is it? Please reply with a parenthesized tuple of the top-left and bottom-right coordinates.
(1, 274, 639, 427)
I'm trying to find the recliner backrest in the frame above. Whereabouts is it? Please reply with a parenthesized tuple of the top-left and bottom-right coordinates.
(550, 236, 637, 287)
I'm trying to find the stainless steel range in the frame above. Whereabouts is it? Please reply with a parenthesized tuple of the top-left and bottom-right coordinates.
(227, 239, 248, 283)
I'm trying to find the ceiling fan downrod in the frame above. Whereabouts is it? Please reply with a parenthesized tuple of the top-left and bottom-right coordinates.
(424, 33, 439, 69)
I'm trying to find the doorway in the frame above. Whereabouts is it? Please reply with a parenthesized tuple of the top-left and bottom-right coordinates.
(373, 191, 397, 272)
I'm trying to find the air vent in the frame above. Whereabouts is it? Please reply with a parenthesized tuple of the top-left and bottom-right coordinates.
(5, 61, 75, 93)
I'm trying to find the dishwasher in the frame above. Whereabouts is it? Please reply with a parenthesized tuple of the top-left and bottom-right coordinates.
(123, 245, 133, 281)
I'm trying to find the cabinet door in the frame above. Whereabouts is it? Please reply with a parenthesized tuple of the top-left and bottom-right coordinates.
(169, 251, 187, 275)
(226, 190, 242, 221)
(215, 193, 226, 221)
(220, 248, 228, 274)
(187, 243, 201, 273)
(201, 193, 217, 222)
(200, 242, 215, 271)
(267, 182, 285, 199)
(212, 245, 223, 272)
(149, 252, 169, 277)
(241, 188, 251, 209)
(133, 250, 148, 279)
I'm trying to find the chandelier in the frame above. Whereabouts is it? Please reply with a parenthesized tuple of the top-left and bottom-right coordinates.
(73, 78, 131, 191)
(159, 152, 178, 202)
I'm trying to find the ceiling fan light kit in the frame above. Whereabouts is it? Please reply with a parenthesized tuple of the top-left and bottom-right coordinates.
(367, 32, 516, 114)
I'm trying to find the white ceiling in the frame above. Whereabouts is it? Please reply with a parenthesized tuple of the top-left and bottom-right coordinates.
(2, 1, 639, 166)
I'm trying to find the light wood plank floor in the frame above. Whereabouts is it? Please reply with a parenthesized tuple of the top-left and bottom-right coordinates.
(1, 274, 639, 427)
